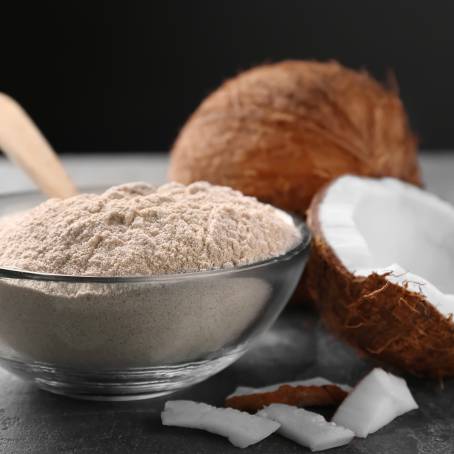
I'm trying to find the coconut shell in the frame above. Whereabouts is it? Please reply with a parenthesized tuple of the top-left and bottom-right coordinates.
(169, 60, 422, 216)
(305, 184, 454, 378)
(225, 384, 348, 412)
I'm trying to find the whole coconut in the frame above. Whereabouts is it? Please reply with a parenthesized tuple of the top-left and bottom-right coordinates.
(169, 60, 422, 215)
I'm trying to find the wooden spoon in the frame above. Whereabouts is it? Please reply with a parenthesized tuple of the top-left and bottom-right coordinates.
(0, 92, 78, 198)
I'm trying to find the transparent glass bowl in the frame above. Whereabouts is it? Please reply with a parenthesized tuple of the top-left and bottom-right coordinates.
(0, 189, 311, 400)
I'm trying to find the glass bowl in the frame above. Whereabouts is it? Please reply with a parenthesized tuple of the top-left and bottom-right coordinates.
(0, 188, 311, 401)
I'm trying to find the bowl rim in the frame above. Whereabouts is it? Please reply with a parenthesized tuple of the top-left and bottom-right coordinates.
(0, 188, 311, 284)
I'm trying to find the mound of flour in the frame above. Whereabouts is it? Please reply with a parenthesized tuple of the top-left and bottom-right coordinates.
(0, 181, 301, 275)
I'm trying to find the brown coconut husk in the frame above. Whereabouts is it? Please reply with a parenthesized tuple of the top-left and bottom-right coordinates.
(225, 384, 348, 413)
(305, 184, 454, 378)
(169, 60, 422, 217)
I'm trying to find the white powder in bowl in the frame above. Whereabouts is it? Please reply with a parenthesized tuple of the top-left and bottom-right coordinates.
(0, 181, 301, 276)
(0, 276, 273, 367)
(0, 182, 302, 368)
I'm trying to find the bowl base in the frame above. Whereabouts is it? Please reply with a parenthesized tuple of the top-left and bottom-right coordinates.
(35, 382, 175, 401)
(0, 348, 245, 401)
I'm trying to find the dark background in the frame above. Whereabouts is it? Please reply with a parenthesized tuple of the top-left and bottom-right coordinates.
(1, 1, 452, 152)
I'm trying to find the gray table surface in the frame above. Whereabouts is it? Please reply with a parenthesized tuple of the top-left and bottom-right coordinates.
(0, 152, 453, 454)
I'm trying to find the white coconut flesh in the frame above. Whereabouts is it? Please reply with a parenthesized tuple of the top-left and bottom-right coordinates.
(319, 175, 454, 317)
(161, 400, 280, 448)
(332, 368, 418, 438)
(258, 404, 354, 451)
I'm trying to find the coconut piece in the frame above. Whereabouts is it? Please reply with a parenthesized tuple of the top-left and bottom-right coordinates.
(258, 404, 354, 451)
(305, 175, 454, 377)
(161, 400, 280, 448)
(229, 377, 352, 397)
(332, 368, 418, 437)
(225, 384, 348, 413)
(169, 60, 421, 217)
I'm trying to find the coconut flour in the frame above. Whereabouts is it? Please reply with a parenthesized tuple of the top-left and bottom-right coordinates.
(0, 182, 302, 368)
(0, 181, 301, 276)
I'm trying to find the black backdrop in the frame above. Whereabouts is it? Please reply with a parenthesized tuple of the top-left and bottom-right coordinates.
(1, 1, 453, 152)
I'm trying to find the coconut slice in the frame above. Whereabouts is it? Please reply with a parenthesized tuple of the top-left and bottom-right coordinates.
(228, 377, 352, 398)
(305, 175, 454, 377)
(225, 383, 348, 413)
(332, 368, 418, 437)
(161, 400, 280, 448)
(258, 404, 354, 451)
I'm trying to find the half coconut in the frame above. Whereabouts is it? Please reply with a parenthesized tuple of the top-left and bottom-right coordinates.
(305, 175, 454, 377)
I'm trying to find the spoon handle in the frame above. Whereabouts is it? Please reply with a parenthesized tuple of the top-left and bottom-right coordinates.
(0, 93, 78, 198)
